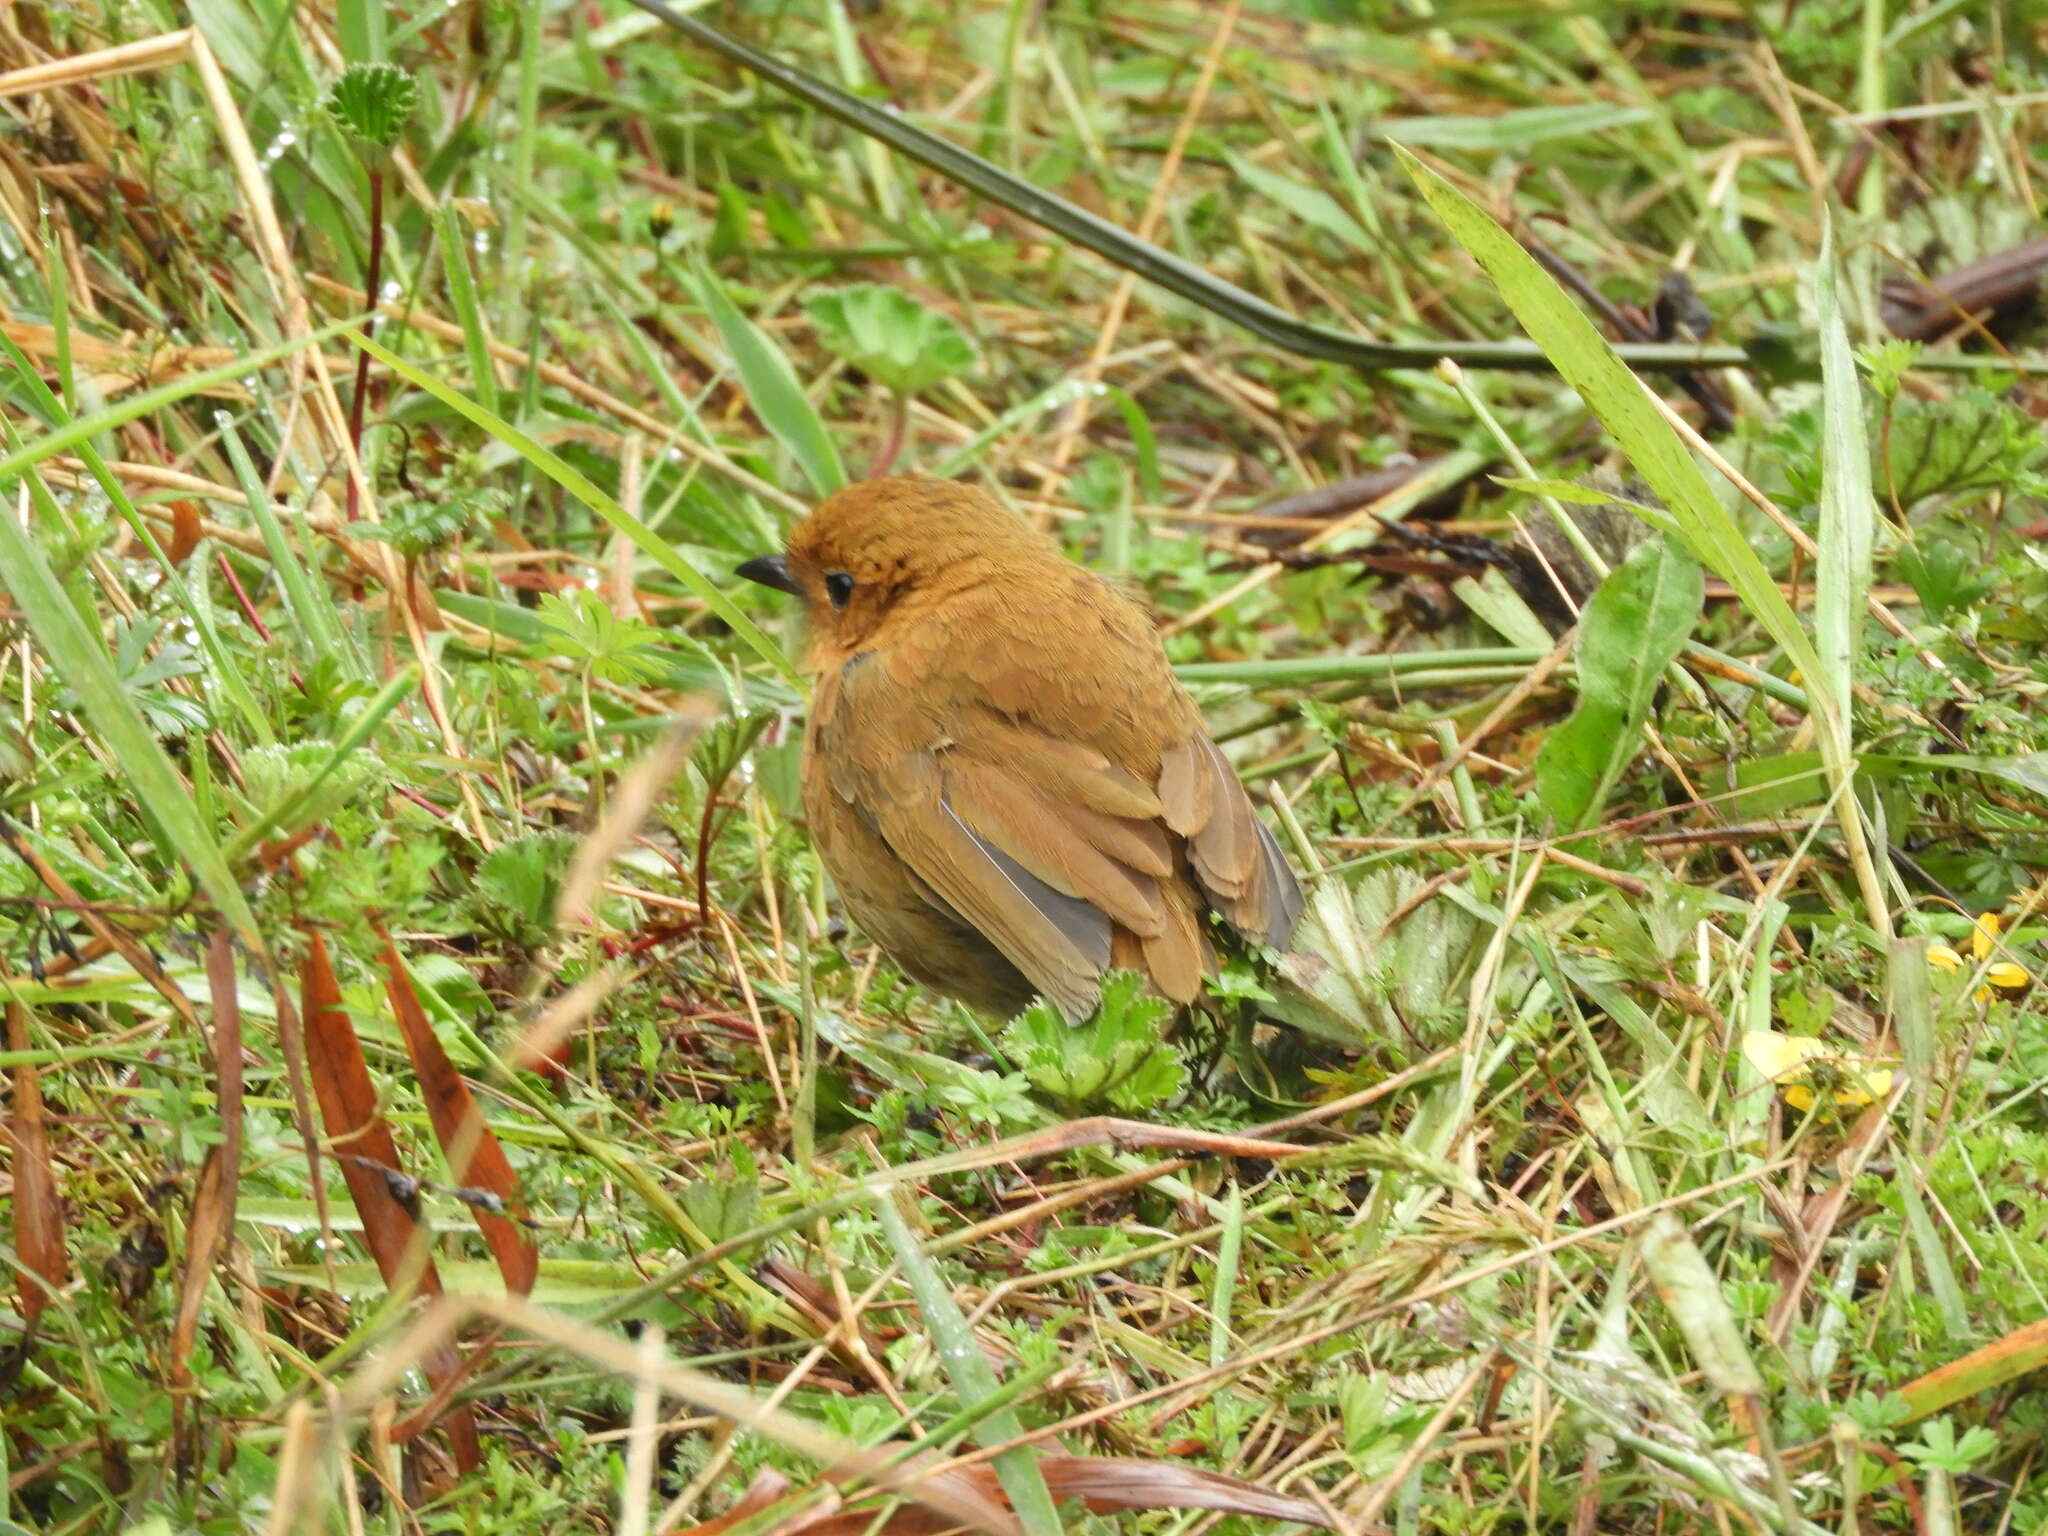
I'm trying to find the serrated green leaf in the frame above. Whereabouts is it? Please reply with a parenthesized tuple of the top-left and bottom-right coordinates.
(1001, 971, 1181, 1111)
(326, 62, 419, 148)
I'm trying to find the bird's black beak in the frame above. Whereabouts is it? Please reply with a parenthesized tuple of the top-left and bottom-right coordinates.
(736, 554, 802, 597)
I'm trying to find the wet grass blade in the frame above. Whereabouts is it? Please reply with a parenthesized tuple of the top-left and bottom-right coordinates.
(874, 1188, 1059, 1536)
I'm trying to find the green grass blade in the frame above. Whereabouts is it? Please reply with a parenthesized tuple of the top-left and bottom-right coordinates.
(0, 481, 259, 948)
(1814, 221, 1877, 740)
(689, 263, 845, 498)
(1394, 148, 1824, 690)
(873, 1189, 1060, 1536)
(438, 204, 501, 421)
(348, 328, 801, 687)
(216, 415, 359, 672)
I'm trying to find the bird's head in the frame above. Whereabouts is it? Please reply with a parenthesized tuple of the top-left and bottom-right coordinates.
(737, 477, 1050, 652)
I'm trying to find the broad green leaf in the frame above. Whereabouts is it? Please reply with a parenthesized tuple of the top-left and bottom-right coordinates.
(690, 265, 845, 499)
(1934, 752, 2048, 798)
(1536, 537, 1703, 829)
(1734, 750, 2048, 817)
(1640, 1212, 1766, 1395)
(1452, 568, 1552, 651)
(1730, 752, 1828, 818)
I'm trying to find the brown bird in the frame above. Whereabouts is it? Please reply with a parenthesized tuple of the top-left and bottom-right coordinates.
(738, 476, 1302, 1022)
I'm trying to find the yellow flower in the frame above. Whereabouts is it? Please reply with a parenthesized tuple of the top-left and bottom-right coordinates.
(1972, 912, 2001, 961)
(1743, 1031, 1895, 1113)
(1928, 911, 2032, 1001)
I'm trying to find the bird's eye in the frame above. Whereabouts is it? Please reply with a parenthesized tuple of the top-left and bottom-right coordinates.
(824, 571, 857, 609)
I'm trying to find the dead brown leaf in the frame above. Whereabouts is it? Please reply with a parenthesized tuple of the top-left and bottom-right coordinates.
(665, 1454, 1335, 1536)
(300, 931, 481, 1473)
(379, 936, 538, 1297)
(170, 932, 246, 1406)
(3, 1000, 66, 1337)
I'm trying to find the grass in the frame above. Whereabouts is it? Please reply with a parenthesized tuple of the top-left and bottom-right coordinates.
(3, 1, 2048, 1533)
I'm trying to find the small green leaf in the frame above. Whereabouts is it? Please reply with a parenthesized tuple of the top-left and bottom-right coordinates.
(1536, 536, 1703, 830)
(1001, 971, 1182, 1111)
(692, 707, 776, 791)
(805, 283, 977, 398)
(474, 832, 575, 944)
(534, 590, 671, 685)
(353, 487, 500, 560)
(326, 62, 420, 149)
(1900, 1417, 1999, 1474)
(239, 742, 378, 838)
(680, 1174, 761, 1244)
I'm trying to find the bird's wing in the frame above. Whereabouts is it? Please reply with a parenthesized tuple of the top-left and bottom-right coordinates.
(1157, 735, 1304, 951)
(942, 729, 1209, 1006)
(817, 656, 1117, 1021)
(941, 577, 1305, 955)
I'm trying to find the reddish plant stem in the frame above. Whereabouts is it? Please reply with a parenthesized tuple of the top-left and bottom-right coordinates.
(216, 552, 275, 644)
(695, 792, 724, 925)
(345, 166, 386, 523)
(868, 394, 908, 478)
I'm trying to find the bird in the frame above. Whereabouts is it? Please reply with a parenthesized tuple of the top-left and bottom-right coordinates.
(737, 476, 1303, 1022)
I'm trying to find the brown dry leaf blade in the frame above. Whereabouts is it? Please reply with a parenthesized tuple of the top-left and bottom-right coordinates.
(300, 932, 481, 1473)
(1038, 1457, 1328, 1524)
(671, 1457, 1333, 1536)
(171, 932, 245, 1380)
(164, 500, 203, 565)
(3, 1001, 66, 1335)
(0, 321, 242, 397)
(1899, 1315, 2048, 1421)
(380, 938, 538, 1297)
